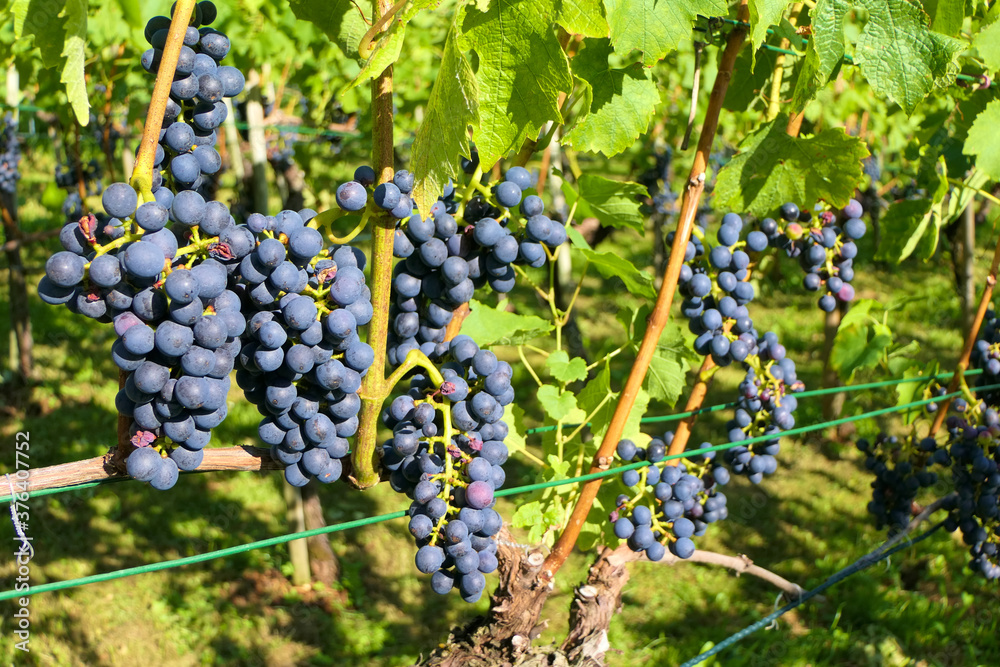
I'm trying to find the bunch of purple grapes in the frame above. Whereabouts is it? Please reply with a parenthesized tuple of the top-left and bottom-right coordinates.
(382, 335, 512, 602)
(611, 436, 730, 560)
(0, 113, 21, 195)
(141, 1, 245, 198)
(760, 199, 866, 312)
(232, 213, 373, 488)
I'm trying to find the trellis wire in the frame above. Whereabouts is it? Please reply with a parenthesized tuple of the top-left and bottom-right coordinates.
(0, 383, 991, 603)
(525, 368, 980, 435)
(0, 370, 972, 505)
(678, 521, 947, 667)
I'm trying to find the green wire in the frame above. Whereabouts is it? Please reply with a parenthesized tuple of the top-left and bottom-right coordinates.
(0, 370, 981, 505)
(2, 383, 992, 603)
(525, 369, 982, 435)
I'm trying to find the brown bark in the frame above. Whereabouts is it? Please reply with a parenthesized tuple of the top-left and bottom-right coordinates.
(416, 528, 551, 666)
(560, 547, 632, 666)
(7, 446, 282, 498)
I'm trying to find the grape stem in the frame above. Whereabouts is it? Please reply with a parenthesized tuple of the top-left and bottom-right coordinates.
(358, 0, 409, 59)
(539, 0, 752, 582)
(351, 0, 401, 489)
(129, 0, 196, 202)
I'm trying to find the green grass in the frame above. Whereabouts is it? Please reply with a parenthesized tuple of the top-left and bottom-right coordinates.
(1, 187, 997, 666)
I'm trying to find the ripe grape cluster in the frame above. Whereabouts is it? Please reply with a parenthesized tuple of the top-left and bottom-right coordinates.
(761, 199, 866, 312)
(676, 213, 804, 483)
(611, 437, 730, 560)
(861, 310, 1000, 579)
(0, 114, 21, 195)
(141, 2, 245, 197)
(382, 335, 512, 602)
(37, 3, 260, 490)
(233, 216, 373, 488)
(329, 157, 564, 366)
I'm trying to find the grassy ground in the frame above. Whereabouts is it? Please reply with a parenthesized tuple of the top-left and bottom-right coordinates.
(1, 189, 998, 667)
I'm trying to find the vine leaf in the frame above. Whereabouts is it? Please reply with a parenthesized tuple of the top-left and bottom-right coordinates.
(922, 0, 966, 36)
(561, 173, 647, 233)
(287, 0, 369, 60)
(459, 0, 572, 169)
(603, 0, 727, 67)
(830, 299, 892, 381)
(873, 198, 935, 263)
(556, 0, 609, 38)
(578, 364, 649, 446)
(12, 0, 89, 124)
(411, 24, 479, 215)
(964, 99, 1000, 180)
(811, 0, 965, 114)
(562, 38, 660, 157)
(974, 20, 1000, 73)
(748, 0, 793, 67)
(713, 114, 869, 218)
(502, 403, 527, 456)
(460, 299, 554, 346)
(537, 385, 585, 422)
(578, 248, 657, 300)
(546, 350, 588, 384)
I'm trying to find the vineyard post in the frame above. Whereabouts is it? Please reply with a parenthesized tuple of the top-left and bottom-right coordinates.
(541, 0, 751, 580)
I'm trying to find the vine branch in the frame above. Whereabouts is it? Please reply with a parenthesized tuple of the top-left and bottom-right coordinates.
(540, 0, 751, 582)
(928, 229, 1000, 435)
(130, 0, 196, 199)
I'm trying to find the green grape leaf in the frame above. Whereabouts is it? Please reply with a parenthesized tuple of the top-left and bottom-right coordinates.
(562, 38, 659, 157)
(578, 364, 649, 448)
(537, 385, 584, 422)
(725, 47, 779, 112)
(578, 248, 657, 300)
(811, 0, 850, 80)
(61, 0, 88, 125)
(812, 0, 965, 114)
(13, 0, 68, 68)
(964, 99, 1000, 180)
(873, 198, 935, 263)
(922, 0, 966, 36)
(567, 224, 593, 250)
(461, 299, 554, 346)
(895, 364, 930, 425)
(502, 403, 527, 457)
(830, 317, 892, 382)
(713, 115, 870, 218)
(545, 350, 589, 384)
(460, 0, 573, 169)
(748, 0, 792, 67)
(556, 0, 609, 38)
(344, 0, 437, 91)
(603, 0, 727, 67)
(411, 24, 479, 216)
(511, 499, 564, 544)
(561, 173, 647, 232)
(974, 20, 1000, 73)
(644, 347, 687, 408)
(287, 0, 369, 60)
